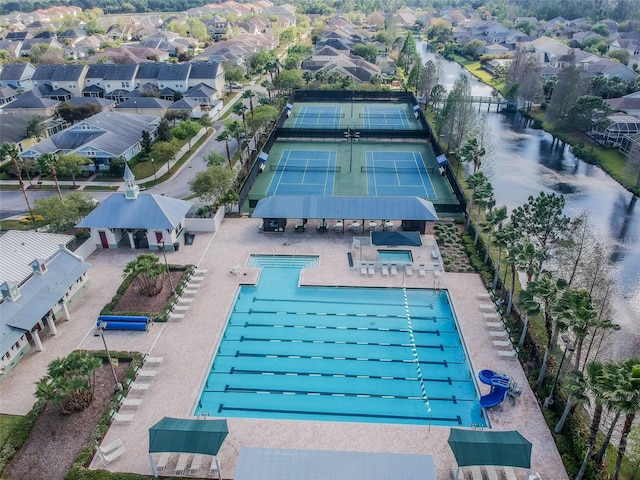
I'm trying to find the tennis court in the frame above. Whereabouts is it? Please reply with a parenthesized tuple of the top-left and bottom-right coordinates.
(293, 106, 344, 129)
(362, 106, 412, 129)
(266, 150, 338, 196)
(364, 151, 437, 199)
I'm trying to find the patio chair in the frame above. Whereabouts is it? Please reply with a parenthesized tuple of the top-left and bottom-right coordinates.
(188, 454, 204, 475)
(418, 264, 426, 276)
(120, 397, 142, 407)
(361, 265, 368, 275)
(469, 466, 483, 480)
(110, 411, 135, 422)
(367, 264, 375, 275)
(97, 440, 126, 465)
(498, 349, 518, 358)
(405, 265, 413, 276)
(156, 452, 171, 472)
(174, 453, 190, 475)
(390, 264, 398, 275)
(503, 466, 518, 480)
(382, 264, 389, 275)
(485, 465, 500, 480)
(489, 329, 508, 338)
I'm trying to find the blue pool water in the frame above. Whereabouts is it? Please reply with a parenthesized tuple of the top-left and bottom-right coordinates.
(195, 256, 485, 426)
(378, 250, 413, 263)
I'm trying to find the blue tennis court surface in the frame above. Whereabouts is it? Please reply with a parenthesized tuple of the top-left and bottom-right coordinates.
(365, 151, 437, 198)
(363, 106, 411, 128)
(294, 106, 343, 128)
(266, 150, 337, 196)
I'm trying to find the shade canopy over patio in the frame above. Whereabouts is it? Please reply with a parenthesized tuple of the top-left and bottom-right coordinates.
(148, 417, 228, 478)
(448, 429, 532, 475)
(371, 231, 422, 247)
(252, 196, 438, 221)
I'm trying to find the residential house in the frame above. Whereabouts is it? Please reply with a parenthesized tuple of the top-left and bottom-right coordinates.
(19, 37, 64, 58)
(0, 62, 36, 91)
(375, 54, 395, 76)
(102, 63, 138, 98)
(519, 37, 572, 66)
(19, 110, 160, 171)
(0, 112, 66, 149)
(0, 232, 90, 378)
(187, 61, 225, 95)
(157, 62, 190, 93)
(115, 97, 172, 116)
(167, 98, 203, 118)
(609, 38, 640, 58)
(0, 90, 59, 116)
(539, 16, 570, 35)
(0, 85, 19, 105)
(5, 31, 32, 41)
(582, 59, 637, 83)
(183, 83, 219, 109)
(205, 15, 231, 41)
(0, 39, 22, 60)
(605, 91, 640, 117)
(32, 63, 88, 100)
(76, 165, 192, 250)
(57, 29, 85, 46)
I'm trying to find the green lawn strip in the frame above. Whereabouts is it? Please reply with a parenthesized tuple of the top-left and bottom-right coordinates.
(0, 220, 43, 231)
(82, 185, 120, 191)
(0, 184, 22, 190)
(451, 55, 505, 92)
(0, 414, 23, 447)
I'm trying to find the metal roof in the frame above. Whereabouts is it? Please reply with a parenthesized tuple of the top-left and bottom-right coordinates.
(1, 248, 89, 354)
(0, 231, 74, 284)
(252, 196, 438, 221)
(234, 448, 436, 480)
(76, 193, 192, 230)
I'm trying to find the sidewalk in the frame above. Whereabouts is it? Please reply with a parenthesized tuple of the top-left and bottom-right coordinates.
(0, 91, 243, 192)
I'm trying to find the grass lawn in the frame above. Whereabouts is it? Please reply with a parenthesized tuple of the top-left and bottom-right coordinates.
(0, 414, 23, 447)
(451, 55, 505, 92)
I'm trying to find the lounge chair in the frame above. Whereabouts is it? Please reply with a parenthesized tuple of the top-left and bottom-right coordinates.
(405, 266, 413, 276)
(382, 264, 389, 275)
(485, 465, 500, 480)
(229, 266, 240, 275)
(128, 382, 150, 391)
(97, 439, 126, 465)
(361, 265, 368, 275)
(489, 329, 508, 338)
(175, 453, 190, 475)
(469, 466, 483, 480)
(498, 349, 518, 358)
(110, 411, 135, 422)
(492, 339, 512, 347)
(503, 466, 517, 480)
(136, 369, 156, 377)
(156, 452, 171, 472)
(144, 356, 163, 365)
(120, 397, 142, 407)
(188, 453, 204, 475)
(480, 304, 496, 312)
(390, 264, 398, 275)
(486, 321, 504, 329)
(367, 264, 375, 275)
(483, 312, 500, 320)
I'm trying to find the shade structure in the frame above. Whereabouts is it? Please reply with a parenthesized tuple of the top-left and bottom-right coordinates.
(371, 231, 422, 247)
(252, 196, 438, 221)
(148, 417, 228, 456)
(447, 429, 532, 469)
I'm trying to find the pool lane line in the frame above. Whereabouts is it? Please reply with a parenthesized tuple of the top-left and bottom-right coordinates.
(238, 337, 446, 349)
(238, 322, 444, 332)
(214, 405, 463, 424)
(233, 352, 452, 365)
(228, 368, 455, 383)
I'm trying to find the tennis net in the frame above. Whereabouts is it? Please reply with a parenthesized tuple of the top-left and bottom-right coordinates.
(292, 112, 345, 118)
(271, 164, 341, 172)
(361, 165, 425, 173)
(360, 112, 408, 118)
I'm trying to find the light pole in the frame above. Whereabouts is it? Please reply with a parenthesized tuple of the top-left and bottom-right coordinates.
(158, 241, 175, 295)
(99, 325, 122, 392)
(543, 334, 575, 408)
(150, 158, 157, 180)
(344, 128, 360, 173)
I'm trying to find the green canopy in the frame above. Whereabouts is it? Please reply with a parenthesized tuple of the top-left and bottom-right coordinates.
(447, 429, 532, 468)
(148, 417, 228, 456)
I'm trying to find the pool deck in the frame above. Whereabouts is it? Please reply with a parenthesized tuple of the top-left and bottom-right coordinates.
(0, 218, 567, 480)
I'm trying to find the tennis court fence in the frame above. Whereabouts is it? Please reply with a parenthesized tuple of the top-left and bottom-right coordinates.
(359, 112, 409, 118)
(270, 164, 342, 172)
(361, 166, 434, 173)
(292, 112, 345, 118)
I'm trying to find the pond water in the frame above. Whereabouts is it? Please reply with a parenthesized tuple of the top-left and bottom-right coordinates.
(418, 42, 640, 359)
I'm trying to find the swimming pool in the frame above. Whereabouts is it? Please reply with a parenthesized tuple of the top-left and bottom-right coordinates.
(378, 250, 413, 263)
(195, 256, 485, 427)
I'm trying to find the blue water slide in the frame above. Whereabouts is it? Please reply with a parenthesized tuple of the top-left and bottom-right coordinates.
(479, 383, 509, 408)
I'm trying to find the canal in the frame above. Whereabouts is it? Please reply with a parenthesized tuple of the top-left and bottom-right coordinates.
(418, 43, 639, 359)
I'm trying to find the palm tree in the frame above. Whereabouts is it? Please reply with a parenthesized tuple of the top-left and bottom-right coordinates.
(232, 101, 248, 135)
(575, 361, 609, 480)
(491, 222, 513, 292)
(465, 171, 488, 229)
(530, 273, 567, 389)
(555, 289, 599, 370)
(459, 137, 486, 173)
(37, 152, 63, 202)
(1, 142, 36, 221)
(481, 205, 507, 265)
(123, 253, 167, 297)
(472, 182, 494, 246)
(554, 370, 588, 433)
(216, 130, 233, 168)
(516, 239, 543, 285)
(242, 90, 256, 133)
(517, 288, 540, 348)
(314, 69, 326, 85)
(261, 79, 273, 100)
(611, 359, 640, 480)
